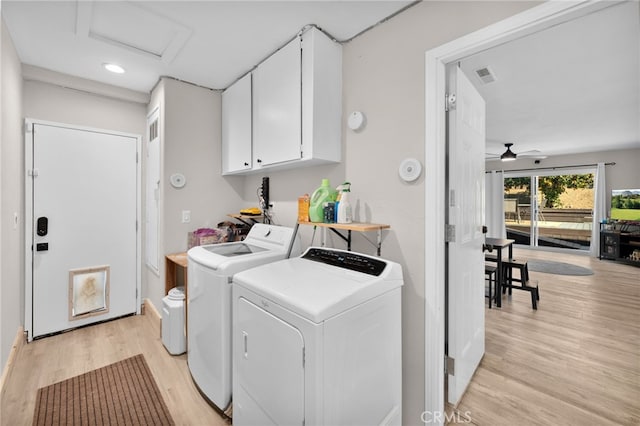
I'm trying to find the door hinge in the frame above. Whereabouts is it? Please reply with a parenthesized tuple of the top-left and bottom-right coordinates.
(445, 355, 455, 376)
(449, 189, 456, 207)
(25, 122, 32, 133)
(445, 93, 456, 111)
(28, 169, 39, 177)
(445, 224, 456, 243)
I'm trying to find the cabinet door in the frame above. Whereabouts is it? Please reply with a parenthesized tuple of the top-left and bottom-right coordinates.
(222, 73, 252, 174)
(253, 37, 302, 168)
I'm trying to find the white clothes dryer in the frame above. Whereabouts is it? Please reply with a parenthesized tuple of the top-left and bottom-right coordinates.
(232, 247, 403, 426)
(187, 223, 300, 412)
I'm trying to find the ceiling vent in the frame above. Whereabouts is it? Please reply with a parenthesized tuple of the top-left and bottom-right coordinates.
(474, 66, 496, 84)
(76, 1, 192, 64)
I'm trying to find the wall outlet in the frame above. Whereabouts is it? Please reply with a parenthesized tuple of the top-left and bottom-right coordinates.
(182, 210, 191, 223)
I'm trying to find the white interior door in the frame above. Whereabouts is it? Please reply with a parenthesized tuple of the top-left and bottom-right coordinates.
(446, 66, 486, 405)
(26, 121, 140, 340)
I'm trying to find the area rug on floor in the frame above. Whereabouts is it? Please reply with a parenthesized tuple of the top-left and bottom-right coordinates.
(527, 259, 594, 276)
(33, 354, 174, 426)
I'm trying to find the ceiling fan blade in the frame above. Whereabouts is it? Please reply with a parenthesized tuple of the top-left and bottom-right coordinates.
(517, 149, 542, 155)
(517, 150, 547, 159)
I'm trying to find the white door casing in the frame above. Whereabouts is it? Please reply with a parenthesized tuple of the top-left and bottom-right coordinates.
(425, 1, 607, 419)
(446, 66, 486, 405)
(25, 120, 141, 341)
(145, 109, 160, 274)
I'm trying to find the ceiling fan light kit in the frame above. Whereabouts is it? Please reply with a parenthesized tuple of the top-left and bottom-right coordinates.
(500, 143, 517, 161)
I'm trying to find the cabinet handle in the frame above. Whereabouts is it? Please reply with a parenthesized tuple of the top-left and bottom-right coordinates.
(244, 162, 249, 167)
(257, 159, 262, 164)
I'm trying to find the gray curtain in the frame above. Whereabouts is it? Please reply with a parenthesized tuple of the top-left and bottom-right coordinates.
(485, 171, 506, 239)
(590, 162, 606, 257)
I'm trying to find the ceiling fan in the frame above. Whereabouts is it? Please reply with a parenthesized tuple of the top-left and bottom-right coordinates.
(485, 143, 547, 162)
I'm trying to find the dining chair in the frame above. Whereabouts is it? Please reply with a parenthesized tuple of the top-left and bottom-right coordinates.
(501, 258, 540, 309)
(485, 264, 497, 308)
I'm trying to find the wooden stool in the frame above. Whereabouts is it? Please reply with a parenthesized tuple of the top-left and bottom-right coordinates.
(485, 264, 497, 309)
(502, 259, 540, 310)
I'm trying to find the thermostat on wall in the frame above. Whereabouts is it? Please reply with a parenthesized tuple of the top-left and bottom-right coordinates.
(170, 173, 186, 188)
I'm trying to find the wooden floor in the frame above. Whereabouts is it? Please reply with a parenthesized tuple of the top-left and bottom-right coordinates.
(452, 248, 640, 425)
(0, 309, 229, 426)
(1, 249, 638, 425)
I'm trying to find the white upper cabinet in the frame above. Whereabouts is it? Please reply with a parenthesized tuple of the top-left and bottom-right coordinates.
(221, 26, 342, 175)
(222, 73, 252, 174)
(253, 36, 302, 168)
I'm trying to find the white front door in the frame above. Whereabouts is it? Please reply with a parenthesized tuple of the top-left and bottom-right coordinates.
(446, 66, 486, 405)
(25, 121, 140, 340)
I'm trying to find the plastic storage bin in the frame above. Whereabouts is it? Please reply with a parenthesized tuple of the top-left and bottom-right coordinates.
(162, 286, 186, 355)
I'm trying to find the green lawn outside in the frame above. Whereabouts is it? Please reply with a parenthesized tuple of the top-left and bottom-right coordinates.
(611, 207, 640, 221)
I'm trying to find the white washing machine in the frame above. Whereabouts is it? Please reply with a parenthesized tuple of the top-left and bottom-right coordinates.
(232, 247, 403, 426)
(187, 223, 300, 412)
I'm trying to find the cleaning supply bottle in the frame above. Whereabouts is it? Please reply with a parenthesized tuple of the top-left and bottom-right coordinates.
(337, 182, 353, 224)
(309, 179, 337, 223)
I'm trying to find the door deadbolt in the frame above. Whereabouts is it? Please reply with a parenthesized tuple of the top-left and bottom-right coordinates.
(37, 217, 48, 236)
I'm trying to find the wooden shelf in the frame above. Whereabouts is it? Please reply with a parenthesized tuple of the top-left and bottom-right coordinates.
(227, 213, 264, 226)
(295, 221, 390, 256)
(297, 221, 390, 232)
(165, 252, 189, 348)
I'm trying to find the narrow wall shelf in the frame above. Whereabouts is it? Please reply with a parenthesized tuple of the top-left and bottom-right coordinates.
(294, 221, 390, 256)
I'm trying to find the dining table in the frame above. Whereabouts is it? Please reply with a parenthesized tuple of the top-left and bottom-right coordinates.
(485, 237, 515, 308)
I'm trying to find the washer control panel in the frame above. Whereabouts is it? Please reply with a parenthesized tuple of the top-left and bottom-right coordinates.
(301, 248, 386, 276)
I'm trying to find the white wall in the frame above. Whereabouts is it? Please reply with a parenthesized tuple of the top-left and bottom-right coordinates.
(145, 78, 246, 312)
(487, 148, 640, 212)
(1, 17, 23, 374)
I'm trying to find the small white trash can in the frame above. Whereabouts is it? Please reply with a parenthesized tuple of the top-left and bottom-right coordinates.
(162, 286, 186, 355)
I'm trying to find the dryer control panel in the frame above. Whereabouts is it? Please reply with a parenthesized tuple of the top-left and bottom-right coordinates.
(301, 248, 386, 276)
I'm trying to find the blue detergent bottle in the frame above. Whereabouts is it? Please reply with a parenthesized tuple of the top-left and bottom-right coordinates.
(309, 179, 337, 222)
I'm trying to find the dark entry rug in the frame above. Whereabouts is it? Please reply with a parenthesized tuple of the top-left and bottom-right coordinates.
(33, 354, 174, 426)
(527, 259, 594, 276)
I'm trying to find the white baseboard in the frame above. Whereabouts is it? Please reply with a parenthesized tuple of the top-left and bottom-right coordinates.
(144, 298, 161, 321)
(0, 327, 25, 395)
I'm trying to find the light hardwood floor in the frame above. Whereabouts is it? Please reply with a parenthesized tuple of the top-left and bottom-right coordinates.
(1, 249, 638, 425)
(452, 248, 640, 426)
(0, 309, 229, 425)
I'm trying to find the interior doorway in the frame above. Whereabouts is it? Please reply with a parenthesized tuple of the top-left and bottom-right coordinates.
(424, 0, 613, 419)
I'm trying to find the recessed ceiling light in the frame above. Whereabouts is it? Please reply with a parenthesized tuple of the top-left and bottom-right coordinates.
(103, 63, 125, 74)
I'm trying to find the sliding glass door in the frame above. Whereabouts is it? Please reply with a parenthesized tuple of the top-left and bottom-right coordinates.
(504, 170, 595, 251)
